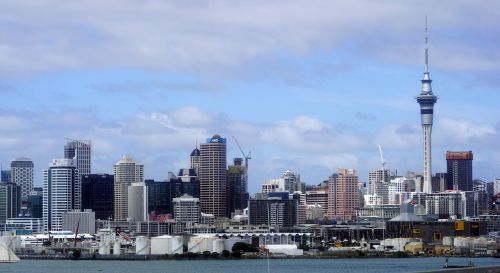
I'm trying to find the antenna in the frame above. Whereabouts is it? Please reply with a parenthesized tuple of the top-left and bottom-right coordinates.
(424, 15, 429, 73)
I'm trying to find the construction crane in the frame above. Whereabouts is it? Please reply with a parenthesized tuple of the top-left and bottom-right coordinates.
(232, 136, 251, 187)
(378, 144, 387, 183)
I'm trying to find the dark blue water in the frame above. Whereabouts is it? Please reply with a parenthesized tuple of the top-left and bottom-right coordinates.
(0, 257, 498, 273)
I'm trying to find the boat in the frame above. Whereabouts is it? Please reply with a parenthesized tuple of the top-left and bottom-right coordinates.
(0, 238, 20, 263)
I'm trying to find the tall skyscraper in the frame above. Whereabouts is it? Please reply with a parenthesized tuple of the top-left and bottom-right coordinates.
(416, 22, 438, 194)
(228, 158, 249, 214)
(190, 147, 200, 176)
(199, 134, 227, 218)
(82, 173, 114, 220)
(10, 157, 34, 199)
(446, 151, 473, 191)
(0, 182, 20, 223)
(113, 155, 144, 220)
(64, 139, 91, 209)
(42, 159, 78, 231)
(327, 169, 359, 221)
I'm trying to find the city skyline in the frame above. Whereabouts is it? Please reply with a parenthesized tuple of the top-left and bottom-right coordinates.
(1, 1, 499, 194)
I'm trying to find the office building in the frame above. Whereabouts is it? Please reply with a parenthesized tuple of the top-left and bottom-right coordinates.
(199, 134, 227, 218)
(228, 158, 249, 214)
(145, 179, 169, 215)
(42, 159, 78, 231)
(368, 169, 390, 195)
(128, 182, 148, 221)
(114, 155, 144, 220)
(81, 174, 114, 220)
(305, 190, 328, 217)
(10, 157, 34, 199)
(172, 194, 200, 223)
(62, 209, 96, 234)
(248, 196, 298, 227)
(446, 151, 473, 191)
(0, 182, 20, 223)
(416, 25, 438, 194)
(425, 190, 479, 219)
(190, 147, 200, 176)
(432, 173, 447, 193)
(28, 192, 43, 219)
(327, 169, 359, 221)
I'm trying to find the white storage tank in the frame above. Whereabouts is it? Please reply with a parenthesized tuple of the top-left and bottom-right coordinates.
(212, 239, 224, 253)
(188, 235, 218, 253)
(135, 236, 151, 255)
(151, 235, 184, 255)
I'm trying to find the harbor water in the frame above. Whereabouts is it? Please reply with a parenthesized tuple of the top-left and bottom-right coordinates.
(0, 257, 498, 273)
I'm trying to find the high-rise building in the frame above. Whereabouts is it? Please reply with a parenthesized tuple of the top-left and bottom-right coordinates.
(145, 179, 169, 215)
(368, 169, 390, 195)
(190, 147, 200, 176)
(113, 155, 144, 220)
(11, 157, 34, 199)
(173, 194, 200, 223)
(432, 173, 447, 193)
(199, 134, 227, 218)
(42, 159, 79, 231)
(81, 174, 114, 220)
(64, 139, 91, 209)
(128, 182, 148, 221)
(446, 151, 473, 191)
(228, 158, 249, 214)
(416, 24, 438, 194)
(261, 170, 301, 194)
(0, 182, 20, 223)
(327, 169, 359, 221)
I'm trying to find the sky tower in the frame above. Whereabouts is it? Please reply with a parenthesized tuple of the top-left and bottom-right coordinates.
(416, 19, 437, 194)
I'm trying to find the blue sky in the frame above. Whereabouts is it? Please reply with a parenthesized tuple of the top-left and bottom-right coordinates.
(1, 1, 499, 193)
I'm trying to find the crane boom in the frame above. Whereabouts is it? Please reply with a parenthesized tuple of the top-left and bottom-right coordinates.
(378, 144, 386, 171)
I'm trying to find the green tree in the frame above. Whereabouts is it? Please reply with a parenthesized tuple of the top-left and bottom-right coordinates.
(222, 250, 231, 258)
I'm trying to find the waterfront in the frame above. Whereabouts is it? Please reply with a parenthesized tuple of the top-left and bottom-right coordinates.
(1, 257, 499, 273)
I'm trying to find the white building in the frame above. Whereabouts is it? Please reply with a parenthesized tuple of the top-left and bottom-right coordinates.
(62, 209, 96, 234)
(173, 194, 200, 223)
(11, 157, 34, 199)
(114, 155, 144, 220)
(43, 159, 78, 231)
(127, 182, 148, 221)
(64, 139, 91, 209)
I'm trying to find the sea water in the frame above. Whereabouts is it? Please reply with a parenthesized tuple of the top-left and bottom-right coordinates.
(1, 257, 498, 273)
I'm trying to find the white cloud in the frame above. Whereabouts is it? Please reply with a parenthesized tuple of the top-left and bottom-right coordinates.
(1, 1, 499, 79)
(435, 117, 496, 145)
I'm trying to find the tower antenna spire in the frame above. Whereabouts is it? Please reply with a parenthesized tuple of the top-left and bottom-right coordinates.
(425, 15, 429, 73)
